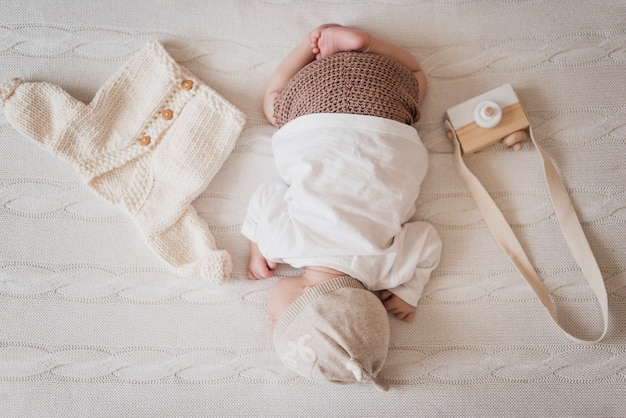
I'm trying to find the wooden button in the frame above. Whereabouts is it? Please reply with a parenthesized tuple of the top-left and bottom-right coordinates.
(161, 109, 174, 120)
(181, 80, 193, 90)
(139, 135, 151, 146)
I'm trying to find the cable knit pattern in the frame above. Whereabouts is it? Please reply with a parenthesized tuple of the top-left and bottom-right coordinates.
(1, 1, 626, 416)
(0, 41, 245, 282)
(273, 51, 420, 127)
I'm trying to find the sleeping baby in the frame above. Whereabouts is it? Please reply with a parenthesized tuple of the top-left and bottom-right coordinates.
(241, 24, 442, 390)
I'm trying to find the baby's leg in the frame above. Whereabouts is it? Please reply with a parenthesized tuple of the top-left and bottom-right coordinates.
(263, 26, 341, 126)
(264, 24, 366, 125)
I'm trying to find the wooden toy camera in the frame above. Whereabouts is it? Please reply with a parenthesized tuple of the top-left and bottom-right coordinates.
(445, 84, 530, 155)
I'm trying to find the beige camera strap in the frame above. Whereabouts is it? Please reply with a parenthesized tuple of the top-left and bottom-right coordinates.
(445, 121, 608, 343)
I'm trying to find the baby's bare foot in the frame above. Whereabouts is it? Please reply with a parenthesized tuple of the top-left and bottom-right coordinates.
(309, 23, 341, 55)
(310, 25, 371, 60)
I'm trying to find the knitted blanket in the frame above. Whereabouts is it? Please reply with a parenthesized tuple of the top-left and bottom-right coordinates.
(1, 1, 625, 416)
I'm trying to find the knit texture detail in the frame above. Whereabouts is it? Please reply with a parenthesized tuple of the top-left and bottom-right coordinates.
(273, 51, 420, 127)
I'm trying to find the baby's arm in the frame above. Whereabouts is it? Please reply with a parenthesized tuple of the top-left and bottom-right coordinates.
(241, 182, 288, 279)
(383, 222, 442, 322)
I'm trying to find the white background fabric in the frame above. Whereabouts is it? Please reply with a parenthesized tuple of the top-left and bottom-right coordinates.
(1, 1, 625, 416)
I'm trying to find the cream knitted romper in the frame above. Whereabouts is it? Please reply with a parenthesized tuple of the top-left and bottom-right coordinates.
(0, 42, 245, 282)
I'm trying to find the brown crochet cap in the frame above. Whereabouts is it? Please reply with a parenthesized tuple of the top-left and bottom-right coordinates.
(273, 51, 420, 127)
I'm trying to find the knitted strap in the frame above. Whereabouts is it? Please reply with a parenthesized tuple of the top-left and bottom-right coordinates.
(445, 120, 608, 343)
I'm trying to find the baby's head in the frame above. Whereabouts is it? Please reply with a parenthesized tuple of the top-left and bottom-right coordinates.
(270, 275, 391, 390)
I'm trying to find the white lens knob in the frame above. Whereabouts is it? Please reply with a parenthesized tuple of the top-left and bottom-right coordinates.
(474, 100, 502, 128)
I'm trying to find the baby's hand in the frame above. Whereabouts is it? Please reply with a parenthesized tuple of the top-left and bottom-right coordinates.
(380, 290, 416, 322)
(248, 257, 277, 280)
(247, 241, 277, 279)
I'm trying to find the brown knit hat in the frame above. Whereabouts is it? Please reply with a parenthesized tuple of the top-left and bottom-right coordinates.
(273, 51, 420, 127)
(273, 275, 391, 391)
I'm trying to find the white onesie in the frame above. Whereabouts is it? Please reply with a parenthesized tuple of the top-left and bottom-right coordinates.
(242, 113, 441, 305)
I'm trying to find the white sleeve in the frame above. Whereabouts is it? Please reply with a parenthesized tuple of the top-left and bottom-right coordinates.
(388, 222, 442, 306)
(241, 181, 287, 242)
